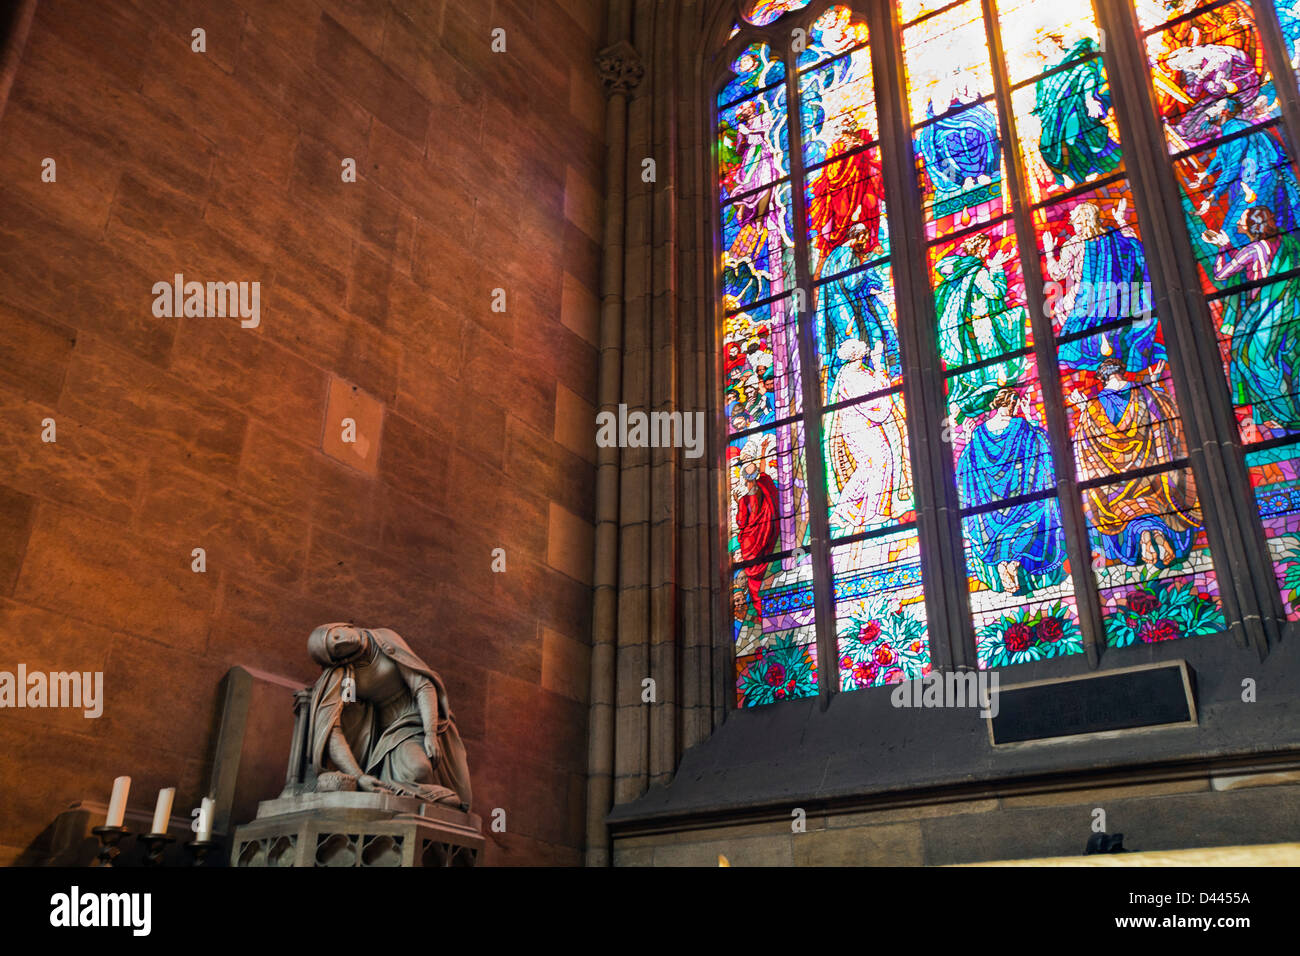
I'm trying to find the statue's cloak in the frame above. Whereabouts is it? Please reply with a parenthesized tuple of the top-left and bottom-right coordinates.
(306, 625, 472, 810)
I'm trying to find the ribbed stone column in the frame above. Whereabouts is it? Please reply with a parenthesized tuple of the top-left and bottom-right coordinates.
(585, 3, 641, 866)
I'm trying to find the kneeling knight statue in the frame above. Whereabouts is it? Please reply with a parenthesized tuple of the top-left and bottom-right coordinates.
(305, 623, 471, 811)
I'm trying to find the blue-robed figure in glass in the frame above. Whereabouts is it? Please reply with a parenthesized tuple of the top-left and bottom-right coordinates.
(1191, 99, 1300, 244)
(819, 222, 899, 386)
(956, 386, 1067, 595)
(917, 96, 1000, 195)
(1045, 199, 1163, 372)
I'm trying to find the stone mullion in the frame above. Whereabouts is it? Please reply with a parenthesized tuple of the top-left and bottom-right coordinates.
(708, 11, 741, 725)
(982, 0, 1107, 665)
(869, 0, 970, 673)
(781, 35, 840, 704)
(1095, 0, 1275, 654)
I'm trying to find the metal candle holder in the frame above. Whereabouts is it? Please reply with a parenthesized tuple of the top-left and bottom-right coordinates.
(139, 833, 175, 866)
(186, 839, 217, 867)
(90, 825, 129, 867)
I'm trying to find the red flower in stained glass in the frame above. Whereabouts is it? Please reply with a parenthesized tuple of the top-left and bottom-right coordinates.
(1037, 617, 1064, 644)
(1004, 622, 1033, 652)
(1138, 619, 1180, 643)
(1127, 591, 1159, 615)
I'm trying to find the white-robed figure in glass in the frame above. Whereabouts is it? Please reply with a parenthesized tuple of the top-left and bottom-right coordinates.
(826, 338, 912, 535)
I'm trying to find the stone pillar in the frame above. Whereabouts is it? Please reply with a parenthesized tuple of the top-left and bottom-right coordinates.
(585, 12, 642, 866)
(586, 0, 736, 862)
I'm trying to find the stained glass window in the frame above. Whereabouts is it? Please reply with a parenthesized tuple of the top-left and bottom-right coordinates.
(1137, 0, 1300, 620)
(743, 0, 813, 27)
(723, 6, 930, 707)
(718, 0, 1300, 708)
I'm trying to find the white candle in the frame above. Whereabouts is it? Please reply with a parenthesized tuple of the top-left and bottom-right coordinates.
(151, 787, 175, 835)
(105, 776, 130, 828)
(197, 796, 214, 841)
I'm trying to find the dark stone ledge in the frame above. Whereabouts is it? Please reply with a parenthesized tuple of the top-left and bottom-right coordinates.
(608, 621, 1300, 833)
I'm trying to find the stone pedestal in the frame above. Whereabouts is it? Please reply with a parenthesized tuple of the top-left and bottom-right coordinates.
(232, 791, 483, 867)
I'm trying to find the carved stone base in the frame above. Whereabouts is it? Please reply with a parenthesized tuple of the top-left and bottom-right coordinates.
(232, 792, 483, 867)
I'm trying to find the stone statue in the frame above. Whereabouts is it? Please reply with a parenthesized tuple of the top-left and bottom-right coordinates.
(304, 623, 471, 811)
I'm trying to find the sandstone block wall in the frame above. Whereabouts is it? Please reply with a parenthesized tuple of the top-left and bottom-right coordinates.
(0, 0, 603, 866)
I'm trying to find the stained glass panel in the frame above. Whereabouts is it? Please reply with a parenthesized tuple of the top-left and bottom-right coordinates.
(832, 532, 929, 690)
(947, 356, 1051, 506)
(719, 42, 785, 108)
(799, 46, 878, 169)
(718, 90, 790, 204)
(912, 103, 1008, 237)
(969, 521, 1080, 668)
(1248, 444, 1300, 619)
(1008, 56, 1122, 206)
(902, 1, 997, 125)
(726, 420, 810, 563)
(996, 0, 1104, 86)
(1082, 469, 1225, 647)
(1172, 126, 1300, 296)
(812, 259, 900, 403)
(804, 146, 889, 277)
(1274, 1, 1300, 74)
(1062, 337, 1186, 480)
(742, 0, 812, 28)
(930, 225, 1032, 373)
(1142, 1, 1279, 154)
(722, 181, 795, 307)
(901, 0, 1006, 238)
(797, 4, 871, 70)
(1137, 0, 1300, 628)
(1208, 278, 1300, 445)
(733, 560, 818, 707)
(823, 384, 916, 538)
(1034, 181, 1155, 338)
(723, 298, 802, 434)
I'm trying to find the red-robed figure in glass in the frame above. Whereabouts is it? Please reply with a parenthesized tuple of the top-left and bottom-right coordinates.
(808, 114, 883, 280)
(734, 461, 779, 615)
